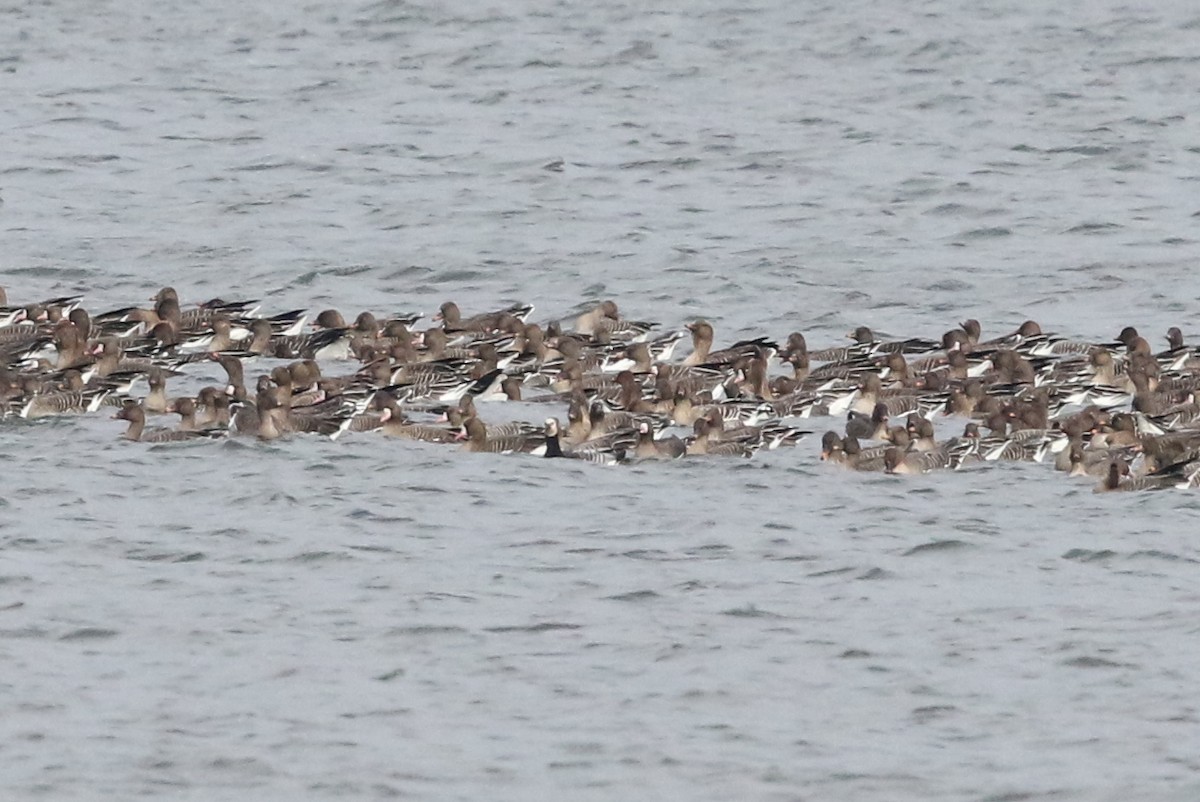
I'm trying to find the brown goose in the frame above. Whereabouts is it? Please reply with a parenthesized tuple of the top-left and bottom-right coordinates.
(542, 418, 628, 464)
(977, 319, 1043, 351)
(210, 355, 260, 435)
(262, 313, 352, 360)
(375, 393, 459, 443)
(849, 373, 923, 418)
(458, 416, 545, 454)
(194, 387, 232, 429)
(574, 300, 620, 336)
(685, 417, 758, 457)
(1066, 443, 1118, 479)
(436, 301, 533, 333)
(18, 384, 109, 419)
(144, 286, 183, 333)
(90, 335, 168, 378)
(845, 402, 889, 441)
(170, 397, 199, 431)
(610, 370, 657, 413)
(574, 301, 657, 342)
(212, 353, 246, 396)
(586, 401, 643, 441)
(820, 432, 888, 471)
(780, 332, 810, 382)
(284, 391, 367, 440)
(446, 396, 539, 439)
(633, 420, 685, 460)
(944, 383, 979, 417)
(546, 395, 585, 445)
(67, 307, 95, 340)
(205, 315, 235, 353)
(905, 415, 938, 452)
(883, 445, 950, 475)
(255, 391, 288, 441)
(114, 401, 224, 443)
(735, 350, 775, 400)
(53, 321, 89, 370)
(241, 318, 275, 356)
(1093, 460, 1173, 493)
(683, 320, 776, 367)
(144, 368, 170, 414)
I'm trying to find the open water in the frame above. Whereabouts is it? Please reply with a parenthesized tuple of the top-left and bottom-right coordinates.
(3, 1, 1200, 799)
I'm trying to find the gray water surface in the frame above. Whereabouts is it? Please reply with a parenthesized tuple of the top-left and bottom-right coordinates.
(4, 1, 1200, 799)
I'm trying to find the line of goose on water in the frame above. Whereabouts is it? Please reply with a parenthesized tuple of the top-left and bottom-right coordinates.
(1, 284, 1198, 491)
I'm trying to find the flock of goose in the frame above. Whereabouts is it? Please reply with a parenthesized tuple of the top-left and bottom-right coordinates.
(2, 284, 1200, 492)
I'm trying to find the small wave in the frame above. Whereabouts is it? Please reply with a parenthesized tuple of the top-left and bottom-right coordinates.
(1062, 548, 1117, 562)
(1046, 145, 1116, 156)
(956, 518, 1000, 536)
(911, 705, 957, 723)
(1127, 549, 1199, 564)
(605, 589, 660, 602)
(339, 707, 412, 719)
(48, 116, 128, 131)
(614, 40, 656, 62)
(618, 158, 700, 170)
(160, 133, 263, 144)
(1062, 655, 1133, 669)
(925, 279, 973, 292)
(903, 539, 973, 556)
(347, 508, 413, 524)
(375, 667, 405, 681)
(807, 566, 856, 577)
(954, 226, 1012, 240)
(125, 550, 206, 562)
(404, 485, 450, 494)
(434, 269, 485, 282)
(381, 265, 435, 280)
(54, 153, 121, 165)
(348, 544, 400, 554)
(1065, 221, 1121, 234)
(722, 604, 782, 618)
(233, 160, 300, 172)
(289, 550, 351, 562)
(5, 265, 95, 278)
(385, 625, 469, 636)
(484, 622, 581, 633)
(501, 539, 561, 551)
(59, 627, 119, 641)
(686, 543, 732, 555)
(1117, 55, 1200, 67)
(619, 549, 673, 561)
(0, 626, 48, 639)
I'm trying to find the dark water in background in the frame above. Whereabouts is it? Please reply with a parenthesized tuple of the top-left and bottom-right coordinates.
(4, 1, 1200, 799)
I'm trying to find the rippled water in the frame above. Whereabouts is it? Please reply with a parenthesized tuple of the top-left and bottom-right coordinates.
(4, 1, 1200, 799)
